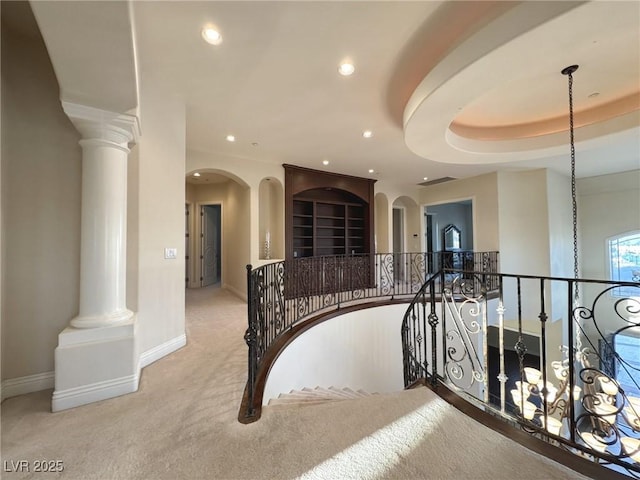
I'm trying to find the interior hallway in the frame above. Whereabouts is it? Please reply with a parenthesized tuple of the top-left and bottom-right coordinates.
(1, 286, 590, 479)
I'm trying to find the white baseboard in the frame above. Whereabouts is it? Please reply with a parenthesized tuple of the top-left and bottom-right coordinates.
(2, 334, 187, 406)
(51, 373, 139, 412)
(139, 333, 187, 369)
(1, 371, 55, 402)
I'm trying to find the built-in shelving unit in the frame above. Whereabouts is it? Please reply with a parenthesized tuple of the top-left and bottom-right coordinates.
(284, 165, 376, 297)
(292, 200, 314, 257)
(285, 165, 375, 260)
(292, 199, 367, 258)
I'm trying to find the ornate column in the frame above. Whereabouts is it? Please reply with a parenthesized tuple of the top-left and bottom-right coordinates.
(62, 102, 139, 328)
(53, 102, 140, 411)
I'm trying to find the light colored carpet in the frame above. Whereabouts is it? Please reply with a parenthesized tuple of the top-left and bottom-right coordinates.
(1, 285, 591, 479)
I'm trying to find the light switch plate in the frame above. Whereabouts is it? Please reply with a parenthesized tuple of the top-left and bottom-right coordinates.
(164, 248, 178, 259)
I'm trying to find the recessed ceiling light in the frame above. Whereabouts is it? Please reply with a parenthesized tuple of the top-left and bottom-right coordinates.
(368, 169, 375, 174)
(202, 26, 222, 45)
(322, 160, 330, 166)
(363, 130, 373, 138)
(423, 177, 429, 181)
(193, 172, 201, 177)
(338, 62, 355, 76)
(226, 135, 235, 142)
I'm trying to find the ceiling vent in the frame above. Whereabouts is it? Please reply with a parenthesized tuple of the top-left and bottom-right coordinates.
(418, 176, 457, 187)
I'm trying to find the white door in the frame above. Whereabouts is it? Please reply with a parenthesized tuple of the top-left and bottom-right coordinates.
(201, 205, 221, 286)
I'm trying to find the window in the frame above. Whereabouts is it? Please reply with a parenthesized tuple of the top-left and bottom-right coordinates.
(608, 231, 640, 297)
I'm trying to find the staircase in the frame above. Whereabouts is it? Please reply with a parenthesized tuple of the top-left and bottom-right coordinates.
(268, 386, 378, 407)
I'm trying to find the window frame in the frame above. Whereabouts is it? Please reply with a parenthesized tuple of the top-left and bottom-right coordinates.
(607, 230, 640, 297)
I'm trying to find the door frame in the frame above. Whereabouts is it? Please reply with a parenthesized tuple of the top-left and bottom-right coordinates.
(186, 202, 192, 288)
(196, 202, 223, 288)
(392, 206, 406, 283)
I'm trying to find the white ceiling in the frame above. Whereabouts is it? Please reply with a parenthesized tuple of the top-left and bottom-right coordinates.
(19, 1, 640, 187)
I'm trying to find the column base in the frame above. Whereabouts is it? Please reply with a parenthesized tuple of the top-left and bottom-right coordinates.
(52, 315, 138, 412)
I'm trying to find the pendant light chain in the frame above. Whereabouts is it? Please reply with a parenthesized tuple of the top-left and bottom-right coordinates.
(563, 65, 580, 302)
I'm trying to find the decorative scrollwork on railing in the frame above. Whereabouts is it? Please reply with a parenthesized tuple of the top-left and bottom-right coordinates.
(409, 253, 427, 293)
(378, 254, 394, 296)
(441, 276, 486, 391)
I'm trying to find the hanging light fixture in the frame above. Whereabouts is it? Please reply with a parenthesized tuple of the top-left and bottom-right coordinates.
(509, 66, 640, 468)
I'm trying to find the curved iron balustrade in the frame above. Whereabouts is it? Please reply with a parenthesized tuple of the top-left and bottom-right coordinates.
(401, 270, 640, 476)
(240, 251, 498, 421)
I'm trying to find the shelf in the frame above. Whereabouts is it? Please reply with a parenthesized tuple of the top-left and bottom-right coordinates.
(290, 189, 369, 261)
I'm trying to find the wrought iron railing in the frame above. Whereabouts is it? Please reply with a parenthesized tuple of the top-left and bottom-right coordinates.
(241, 251, 499, 419)
(402, 270, 640, 476)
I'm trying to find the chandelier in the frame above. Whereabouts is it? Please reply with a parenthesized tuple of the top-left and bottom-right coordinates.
(511, 356, 640, 463)
(509, 65, 640, 467)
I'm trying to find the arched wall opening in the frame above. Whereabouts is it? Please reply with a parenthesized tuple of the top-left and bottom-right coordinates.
(185, 169, 251, 298)
(392, 196, 421, 253)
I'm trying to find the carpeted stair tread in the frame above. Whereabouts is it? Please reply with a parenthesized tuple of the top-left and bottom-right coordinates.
(268, 386, 377, 407)
(268, 397, 342, 406)
(342, 387, 368, 397)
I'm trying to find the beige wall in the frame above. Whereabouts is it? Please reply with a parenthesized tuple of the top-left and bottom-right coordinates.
(545, 170, 573, 325)
(498, 170, 554, 325)
(578, 169, 640, 337)
(135, 82, 186, 355)
(497, 170, 551, 278)
(420, 173, 499, 252)
(225, 181, 252, 298)
(374, 193, 390, 253)
(258, 178, 284, 260)
(578, 169, 640, 280)
(1, 17, 82, 380)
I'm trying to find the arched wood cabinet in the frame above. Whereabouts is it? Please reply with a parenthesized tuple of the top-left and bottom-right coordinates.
(284, 165, 376, 297)
(284, 164, 376, 260)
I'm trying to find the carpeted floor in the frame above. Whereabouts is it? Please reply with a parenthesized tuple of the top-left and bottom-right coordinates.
(1, 285, 591, 479)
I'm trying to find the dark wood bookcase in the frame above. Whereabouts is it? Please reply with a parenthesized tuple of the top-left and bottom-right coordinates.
(285, 165, 375, 260)
(284, 165, 376, 297)
(292, 199, 367, 258)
